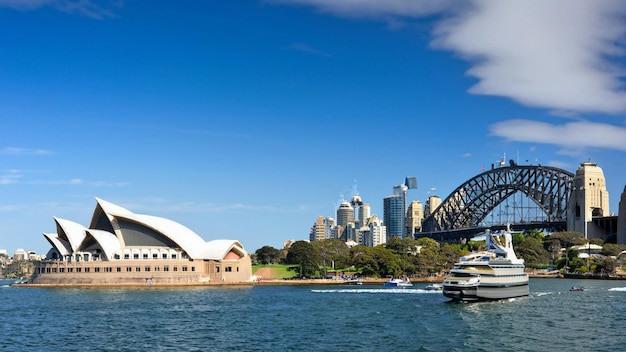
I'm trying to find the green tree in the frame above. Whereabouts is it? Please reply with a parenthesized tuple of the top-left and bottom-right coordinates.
(602, 243, 626, 257)
(350, 245, 379, 277)
(439, 243, 462, 273)
(285, 241, 320, 278)
(547, 231, 586, 248)
(515, 236, 551, 266)
(255, 246, 281, 265)
(312, 239, 350, 270)
(593, 256, 616, 275)
(372, 246, 402, 278)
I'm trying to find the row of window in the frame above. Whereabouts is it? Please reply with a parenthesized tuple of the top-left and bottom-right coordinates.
(114, 253, 187, 260)
(39, 265, 195, 274)
(39, 265, 240, 275)
(66, 253, 187, 262)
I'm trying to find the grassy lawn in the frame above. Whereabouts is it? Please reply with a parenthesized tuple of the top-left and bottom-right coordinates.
(252, 264, 299, 279)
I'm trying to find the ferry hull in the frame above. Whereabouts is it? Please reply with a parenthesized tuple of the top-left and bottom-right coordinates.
(443, 282, 529, 302)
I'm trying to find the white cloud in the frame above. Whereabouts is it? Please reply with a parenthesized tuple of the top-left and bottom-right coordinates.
(489, 119, 626, 152)
(432, 0, 626, 114)
(268, 0, 452, 19)
(1, 147, 54, 155)
(0, 0, 116, 19)
(273, 0, 626, 115)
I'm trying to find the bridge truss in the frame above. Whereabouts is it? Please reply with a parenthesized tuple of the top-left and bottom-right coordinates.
(422, 166, 574, 232)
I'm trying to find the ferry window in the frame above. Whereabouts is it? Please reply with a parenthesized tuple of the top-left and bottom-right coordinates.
(133, 254, 139, 259)
(124, 254, 130, 259)
(225, 267, 232, 272)
(164, 266, 169, 272)
(126, 267, 132, 272)
(145, 266, 151, 272)
(116, 267, 122, 272)
(182, 266, 188, 272)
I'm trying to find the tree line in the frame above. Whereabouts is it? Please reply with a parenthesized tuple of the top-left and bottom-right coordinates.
(253, 231, 626, 279)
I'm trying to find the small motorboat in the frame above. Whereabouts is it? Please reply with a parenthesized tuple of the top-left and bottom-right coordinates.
(384, 278, 413, 288)
(424, 283, 443, 291)
(570, 286, 584, 291)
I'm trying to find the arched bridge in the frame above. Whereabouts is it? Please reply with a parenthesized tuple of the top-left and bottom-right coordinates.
(421, 165, 574, 233)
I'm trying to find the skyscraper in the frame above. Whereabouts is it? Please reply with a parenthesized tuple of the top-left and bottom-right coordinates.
(384, 193, 405, 239)
(336, 201, 354, 227)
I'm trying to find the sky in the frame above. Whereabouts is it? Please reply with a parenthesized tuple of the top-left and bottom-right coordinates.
(1, 0, 626, 255)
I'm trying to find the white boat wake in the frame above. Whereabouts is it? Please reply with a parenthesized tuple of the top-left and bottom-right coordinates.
(608, 287, 626, 291)
(311, 288, 442, 294)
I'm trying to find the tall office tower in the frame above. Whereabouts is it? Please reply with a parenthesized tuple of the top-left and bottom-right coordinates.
(350, 195, 363, 225)
(344, 222, 357, 242)
(384, 192, 405, 239)
(362, 215, 386, 247)
(617, 186, 626, 245)
(406, 200, 424, 238)
(424, 195, 442, 218)
(310, 216, 326, 242)
(336, 201, 354, 227)
(309, 216, 335, 242)
(359, 203, 371, 227)
(567, 162, 610, 239)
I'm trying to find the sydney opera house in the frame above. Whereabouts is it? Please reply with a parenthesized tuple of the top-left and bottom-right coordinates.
(31, 198, 252, 285)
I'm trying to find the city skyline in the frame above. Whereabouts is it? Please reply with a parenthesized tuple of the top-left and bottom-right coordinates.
(1, 1, 626, 254)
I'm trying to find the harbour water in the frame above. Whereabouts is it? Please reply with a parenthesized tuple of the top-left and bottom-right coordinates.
(1, 278, 625, 351)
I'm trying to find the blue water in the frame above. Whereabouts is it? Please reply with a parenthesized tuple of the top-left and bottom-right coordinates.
(1, 279, 625, 351)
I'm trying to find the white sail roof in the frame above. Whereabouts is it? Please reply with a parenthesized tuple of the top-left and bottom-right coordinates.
(53, 217, 87, 253)
(85, 229, 122, 260)
(43, 233, 72, 256)
(43, 198, 248, 261)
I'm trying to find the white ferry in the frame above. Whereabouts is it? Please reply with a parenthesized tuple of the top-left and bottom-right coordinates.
(442, 226, 529, 302)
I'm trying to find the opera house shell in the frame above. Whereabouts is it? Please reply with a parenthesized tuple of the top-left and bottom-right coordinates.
(32, 198, 252, 285)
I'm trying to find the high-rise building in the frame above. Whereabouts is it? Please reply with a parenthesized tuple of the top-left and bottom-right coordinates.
(336, 201, 354, 227)
(406, 200, 424, 238)
(310, 216, 335, 242)
(384, 190, 406, 239)
(359, 203, 371, 227)
(567, 162, 610, 239)
(424, 195, 442, 218)
(363, 215, 386, 247)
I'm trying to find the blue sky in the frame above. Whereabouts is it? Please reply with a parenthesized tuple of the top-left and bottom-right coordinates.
(1, 0, 626, 255)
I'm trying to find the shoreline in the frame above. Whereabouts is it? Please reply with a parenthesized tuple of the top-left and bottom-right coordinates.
(13, 273, 626, 288)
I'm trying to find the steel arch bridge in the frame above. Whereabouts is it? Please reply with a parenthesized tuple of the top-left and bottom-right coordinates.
(421, 166, 574, 233)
